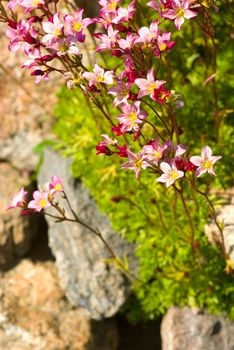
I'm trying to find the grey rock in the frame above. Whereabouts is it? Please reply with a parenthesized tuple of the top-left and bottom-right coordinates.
(161, 306, 234, 350)
(0, 131, 42, 171)
(38, 149, 135, 320)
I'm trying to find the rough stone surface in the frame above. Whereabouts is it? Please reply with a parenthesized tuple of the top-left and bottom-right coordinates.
(161, 306, 234, 350)
(0, 131, 43, 171)
(0, 259, 118, 350)
(0, 163, 40, 269)
(205, 188, 234, 259)
(0, 22, 58, 141)
(38, 149, 135, 320)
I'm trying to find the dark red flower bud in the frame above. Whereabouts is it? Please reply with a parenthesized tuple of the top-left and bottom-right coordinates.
(96, 144, 112, 155)
(128, 92, 138, 101)
(8, 19, 17, 29)
(117, 145, 128, 157)
(111, 49, 123, 57)
(31, 69, 44, 76)
(185, 161, 197, 172)
(111, 196, 123, 202)
(112, 124, 124, 136)
(28, 16, 41, 24)
(23, 33, 37, 44)
(21, 209, 32, 216)
(116, 24, 128, 32)
(175, 158, 186, 171)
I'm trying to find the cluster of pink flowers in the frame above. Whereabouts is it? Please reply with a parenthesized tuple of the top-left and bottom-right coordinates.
(5, 3, 93, 82)
(97, 133, 221, 185)
(7, 176, 64, 212)
(1, 0, 222, 189)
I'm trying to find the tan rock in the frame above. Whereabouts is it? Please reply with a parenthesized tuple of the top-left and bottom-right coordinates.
(0, 260, 118, 350)
(205, 188, 234, 258)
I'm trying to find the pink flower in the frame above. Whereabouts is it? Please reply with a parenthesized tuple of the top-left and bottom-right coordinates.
(175, 144, 186, 157)
(99, 0, 121, 13)
(49, 176, 64, 194)
(8, 0, 23, 10)
(190, 146, 222, 177)
(28, 191, 51, 212)
(108, 81, 129, 106)
(47, 38, 80, 56)
(121, 149, 150, 178)
(6, 19, 38, 53)
(154, 32, 175, 56)
(135, 68, 166, 99)
(100, 134, 118, 145)
(20, 0, 45, 13)
(95, 26, 119, 51)
(116, 101, 148, 132)
(136, 20, 159, 44)
(7, 188, 28, 210)
(143, 139, 167, 166)
(118, 33, 138, 51)
(112, 0, 136, 24)
(64, 9, 93, 43)
(83, 64, 114, 86)
(157, 162, 184, 187)
(42, 13, 64, 44)
(163, 0, 198, 30)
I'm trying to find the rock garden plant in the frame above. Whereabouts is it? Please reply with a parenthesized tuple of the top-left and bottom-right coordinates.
(2, 0, 234, 321)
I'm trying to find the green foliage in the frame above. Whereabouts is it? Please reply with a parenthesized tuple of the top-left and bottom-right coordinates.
(52, 1, 234, 321)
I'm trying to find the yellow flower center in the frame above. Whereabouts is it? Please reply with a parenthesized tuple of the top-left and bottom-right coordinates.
(59, 44, 68, 52)
(97, 75, 104, 82)
(149, 82, 158, 94)
(203, 160, 212, 169)
(73, 22, 82, 32)
(39, 199, 47, 208)
(158, 42, 167, 51)
(108, 1, 117, 11)
(55, 184, 62, 191)
(176, 8, 185, 17)
(53, 28, 62, 37)
(33, 0, 41, 6)
(134, 159, 143, 168)
(169, 170, 179, 180)
(154, 151, 162, 158)
(129, 112, 137, 122)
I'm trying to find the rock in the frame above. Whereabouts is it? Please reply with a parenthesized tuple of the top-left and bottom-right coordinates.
(0, 163, 40, 269)
(0, 259, 119, 350)
(0, 131, 42, 171)
(38, 149, 135, 320)
(205, 188, 234, 259)
(161, 306, 234, 350)
(0, 22, 58, 141)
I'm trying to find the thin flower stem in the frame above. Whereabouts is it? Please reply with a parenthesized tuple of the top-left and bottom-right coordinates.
(143, 120, 165, 142)
(141, 100, 171, 135)
(58, 192, 138, 281)
(173, 184, 195, 259)
(194, 187, 227, 259)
